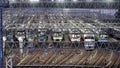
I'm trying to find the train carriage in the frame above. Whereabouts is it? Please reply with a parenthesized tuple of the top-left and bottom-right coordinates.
(84, 34, 95, 50)
(69, 33, 81, 42)
(83, 30, 96, 50)
(98, 33, 109, 42)
(52, 32, 63, 41)
(38, 29, 48, 41)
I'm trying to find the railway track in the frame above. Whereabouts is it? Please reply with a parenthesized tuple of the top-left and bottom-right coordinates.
(27, 50, 42, 65)
(65, 49, 85, 65)
(58, 52, 75, 65)
(106, 51, 119, 68)
(95, 49, 109, 66)
(87, 49, 104, 65)
(111, 52, 120, 68)
(17, 50, 40, 65)
(17, 49, 120, 67)
(28, 50, 43, 65)
(51, 49, 73, 65)
(114, 53, 120, 68)
(77, 50, 91, 65)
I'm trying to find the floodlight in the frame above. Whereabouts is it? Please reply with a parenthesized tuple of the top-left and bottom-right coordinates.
(52, 0, 54, 2)
(9, 0, 15, 2)
(57, 0, 64, 3)
(29, 0, 39, 3)
(73, 0, 77, 2)
(86, 0, 93, 2)
(105, 0, 113, 3)
(9, 0, 16, 3)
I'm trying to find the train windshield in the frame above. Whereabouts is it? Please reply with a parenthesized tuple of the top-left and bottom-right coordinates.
(39, 32, 45, 35)
(54, 33, 62, 37)
(100, 35, 108, 38)
(17, 31, 25, 36)
(71, 34, 80, 38)
(85, 36, 94, 39)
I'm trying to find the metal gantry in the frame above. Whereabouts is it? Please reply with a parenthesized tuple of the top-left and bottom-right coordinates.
(6, 56, 13, 68)
(8, 0, 120, 9)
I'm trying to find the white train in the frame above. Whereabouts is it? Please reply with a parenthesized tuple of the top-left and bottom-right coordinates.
(84, 33, 95, 50)
(69, 33, 81, 42)
(53, 32, 63, 41)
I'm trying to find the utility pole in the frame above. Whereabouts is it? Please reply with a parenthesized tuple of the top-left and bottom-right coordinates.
(0, 0, 3, 68)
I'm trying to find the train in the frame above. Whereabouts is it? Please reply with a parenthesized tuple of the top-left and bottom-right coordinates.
(38, 29, 48, 41)
(69, 33, 81, 42)
(52, 32, 63, 41)
(83, 33, 95, 50)
(4, 28, 112, 50)
(69, 28, 82, 42)
(38, 32, 47, 41)
(6, 33, 13, 42)
(98, 32, 109, 42)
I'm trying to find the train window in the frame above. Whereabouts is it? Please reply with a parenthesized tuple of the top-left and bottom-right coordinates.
(71, 34, 80, 38)
(100, 35, 108, 38)
(17, 31, 25, 36)
(84, 36, 94, 39)
(39, 32, 44, 35)
(54, 33, 62, 37)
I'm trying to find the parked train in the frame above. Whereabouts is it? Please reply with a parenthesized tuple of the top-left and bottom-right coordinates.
(38, 32, 47, 41)
(3, 28, 111, 50)
(69, 28, 82, 42)
(69, 33, 81, 42)
(52, 32, 63, 41)
(83, 33, 96, 50)
(98, 32, 109, 42)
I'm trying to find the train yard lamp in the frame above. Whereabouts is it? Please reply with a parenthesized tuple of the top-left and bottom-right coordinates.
(106, 0, 114, 3)
(73, 0, 78, 2)
(86, 0, 93, 2)
(57, 0, 64, 3)
(29, 0, 40, 3)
